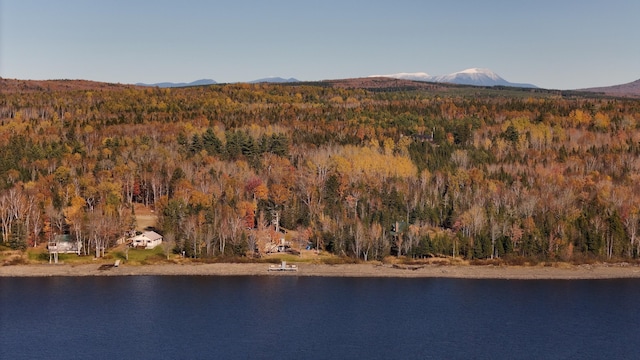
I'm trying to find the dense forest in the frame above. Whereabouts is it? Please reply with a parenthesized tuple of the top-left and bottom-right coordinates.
(1, 78, 640, 263)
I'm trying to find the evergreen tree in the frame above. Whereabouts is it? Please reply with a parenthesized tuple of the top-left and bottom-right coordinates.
(241, 133, 256, 157)
(270, 134, 289, 157)
(225, 131, 242, 160)
(502, 124, 519, 144)
(202, 128, 222, 155)
(189, 133, 203, 155)
(8, 221, 27, 251)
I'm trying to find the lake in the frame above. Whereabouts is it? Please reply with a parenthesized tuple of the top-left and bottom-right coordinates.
(1, 276, 638, 359)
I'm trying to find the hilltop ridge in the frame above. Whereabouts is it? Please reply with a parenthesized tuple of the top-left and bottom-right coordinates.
(580, 78, 640, 97)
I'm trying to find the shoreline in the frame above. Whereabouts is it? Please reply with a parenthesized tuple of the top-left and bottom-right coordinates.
(2, 262, 640, 279)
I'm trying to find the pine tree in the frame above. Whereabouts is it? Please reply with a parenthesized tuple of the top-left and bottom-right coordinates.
(189, 134, 203, 155)
(8, 221, 27, 251)
(202, 128, 222, 155)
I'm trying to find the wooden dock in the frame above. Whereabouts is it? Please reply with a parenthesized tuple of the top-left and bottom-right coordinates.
(98, 260, 121, 271)
(268, 261, 298, 272)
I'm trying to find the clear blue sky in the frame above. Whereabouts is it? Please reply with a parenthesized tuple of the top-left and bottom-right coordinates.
(1, 0, 639, 89)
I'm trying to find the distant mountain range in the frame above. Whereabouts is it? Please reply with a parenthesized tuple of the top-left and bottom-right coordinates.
(137, 77, 300, 88)
(136, 79, 217, 88)
(370, 68, 538, 88)
(138, 70, 534, 89)
(249, 77, 299, 84)
(4, 75, 640, 97)
(132, 70, 640, 97)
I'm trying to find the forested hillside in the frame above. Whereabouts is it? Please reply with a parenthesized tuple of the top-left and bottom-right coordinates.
(1, 79, 640, 262)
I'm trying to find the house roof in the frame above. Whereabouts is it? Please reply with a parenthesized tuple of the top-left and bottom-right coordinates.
(130, 231, 163, 242)
(142, 231, 163, 242)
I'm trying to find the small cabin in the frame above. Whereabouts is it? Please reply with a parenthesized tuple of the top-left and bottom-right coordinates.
(411, 133, 434, 143)
(48, 234, 82, 254)
(129, 231, 163, 249)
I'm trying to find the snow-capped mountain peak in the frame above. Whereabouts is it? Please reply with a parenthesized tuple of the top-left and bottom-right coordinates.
(434, 68, 506, 85)
(457, 68, 490, 74)
(456, 68, 500, 78)
(371, 68, 537, 88)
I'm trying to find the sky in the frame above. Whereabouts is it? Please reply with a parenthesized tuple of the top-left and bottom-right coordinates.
(1, 0, 639, 89)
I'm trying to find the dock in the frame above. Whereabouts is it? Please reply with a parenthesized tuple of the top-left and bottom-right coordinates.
(98, 260, 121, 271)
(268, 261, 298, 272)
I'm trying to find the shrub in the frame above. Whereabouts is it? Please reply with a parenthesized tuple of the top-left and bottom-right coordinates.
(469, 258, 503, 266)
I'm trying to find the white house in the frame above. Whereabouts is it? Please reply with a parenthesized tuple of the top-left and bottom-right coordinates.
(130, 231, 163, 249)
(48, 234, 82, 254)
(48, 234, 82, 264)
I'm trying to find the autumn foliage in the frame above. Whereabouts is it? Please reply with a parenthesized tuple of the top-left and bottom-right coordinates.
(1, 79, 640, 262)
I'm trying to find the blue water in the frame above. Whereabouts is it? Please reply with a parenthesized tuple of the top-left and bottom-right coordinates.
(1, 276, 639, 360)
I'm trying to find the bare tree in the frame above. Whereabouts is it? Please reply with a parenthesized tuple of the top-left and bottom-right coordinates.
(489, 215, 502, 259)
(204, 207, 220, 257)
(0, 193, 12, 244)
(45, 204, 65, 239)
(353, 220, 365, 260)
(162, 232, 176, 260)
(227, 216, 246, 256)
(184, 215, 198, 258)
(218, 223, 229, 256)
(403, 225, 421, 258)
(87, 212, 106, 258)
(30, 205, 43, 247)
(86, 209, 119, 258)
(364, 222, 382, 262)
(623, 209, 639, 257)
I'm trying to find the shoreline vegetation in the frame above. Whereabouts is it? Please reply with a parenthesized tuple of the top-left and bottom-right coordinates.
(3, 245, 640, 279)
(3, 245, 640, 280)
(2, 261, 640, 280)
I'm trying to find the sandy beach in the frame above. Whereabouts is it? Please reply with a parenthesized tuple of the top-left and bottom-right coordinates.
(2, 262, 640, 279)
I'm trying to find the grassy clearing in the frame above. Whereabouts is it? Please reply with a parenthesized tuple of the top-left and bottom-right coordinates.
(258, 250, 355, 264)
(110, 246, 167, 265)
(6, 246, 469, 267)
(25, 247, 104, 264)
(21, 244, 165, 265)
